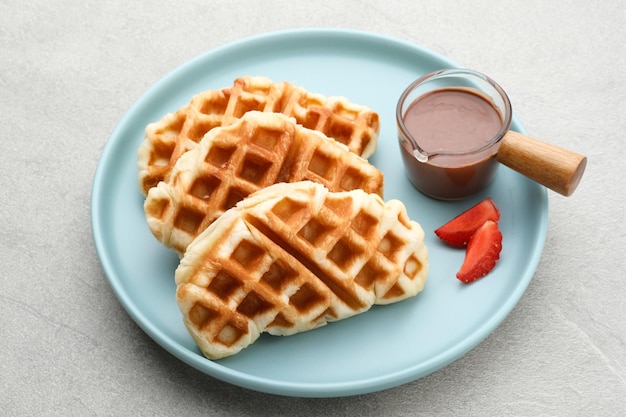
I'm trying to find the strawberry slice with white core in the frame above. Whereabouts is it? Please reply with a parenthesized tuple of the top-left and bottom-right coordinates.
(434, 198, 500, 247)
(456, 220, 503, 283)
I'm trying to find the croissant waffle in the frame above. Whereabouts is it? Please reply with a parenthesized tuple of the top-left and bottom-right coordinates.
(144, 111, 384, 256)
(175, 181, 428, 359)
(137, 75, 380, 195)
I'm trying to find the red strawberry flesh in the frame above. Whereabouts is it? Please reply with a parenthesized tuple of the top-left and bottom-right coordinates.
(456, 220, 502, 283)
(434, 198, 500, 247)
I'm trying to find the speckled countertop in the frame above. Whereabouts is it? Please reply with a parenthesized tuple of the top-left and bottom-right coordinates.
(2, 1, 624, 415)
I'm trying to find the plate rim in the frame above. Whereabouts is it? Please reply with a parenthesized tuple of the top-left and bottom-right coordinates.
(91, 27, 548, 397)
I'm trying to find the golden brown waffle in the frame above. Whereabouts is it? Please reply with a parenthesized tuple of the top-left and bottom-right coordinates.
(144, 111, 384, 256)
(137, 75, 380, 195)
(175, 181, 428, 359)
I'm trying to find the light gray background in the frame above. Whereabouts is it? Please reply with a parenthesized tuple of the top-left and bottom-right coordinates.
(2, 1, 624, 416)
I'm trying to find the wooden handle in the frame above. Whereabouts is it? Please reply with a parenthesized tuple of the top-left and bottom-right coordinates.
(496, 130, 587, 196)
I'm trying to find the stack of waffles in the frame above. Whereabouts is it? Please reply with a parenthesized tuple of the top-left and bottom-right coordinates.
(144, 110, 384, 256)
(138, 76, 429, 359)
(177, 181, 428, 359)
(137, 76, 380, 195)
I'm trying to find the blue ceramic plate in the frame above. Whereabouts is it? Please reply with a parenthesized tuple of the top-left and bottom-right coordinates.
(91, 29, 547, 397)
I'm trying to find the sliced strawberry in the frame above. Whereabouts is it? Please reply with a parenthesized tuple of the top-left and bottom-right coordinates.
(456, 220, 502, 283)
(434, 198, 500, 247)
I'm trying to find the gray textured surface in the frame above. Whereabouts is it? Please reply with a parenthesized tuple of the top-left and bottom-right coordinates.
(2, 1, 624, 415)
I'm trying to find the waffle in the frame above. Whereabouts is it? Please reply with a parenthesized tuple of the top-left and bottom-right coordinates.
(144, 111, 384, 256)
(137, 75, 380, 195)
(175, 181, 428, 359)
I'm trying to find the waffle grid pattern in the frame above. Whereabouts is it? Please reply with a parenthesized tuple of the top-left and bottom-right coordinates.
(175, 182, 428, 359)
(137, 76, 380, 195)
(144, 111, 384, 255)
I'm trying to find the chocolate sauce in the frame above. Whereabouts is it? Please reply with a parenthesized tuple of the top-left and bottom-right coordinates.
(399, 88, 504, 200)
